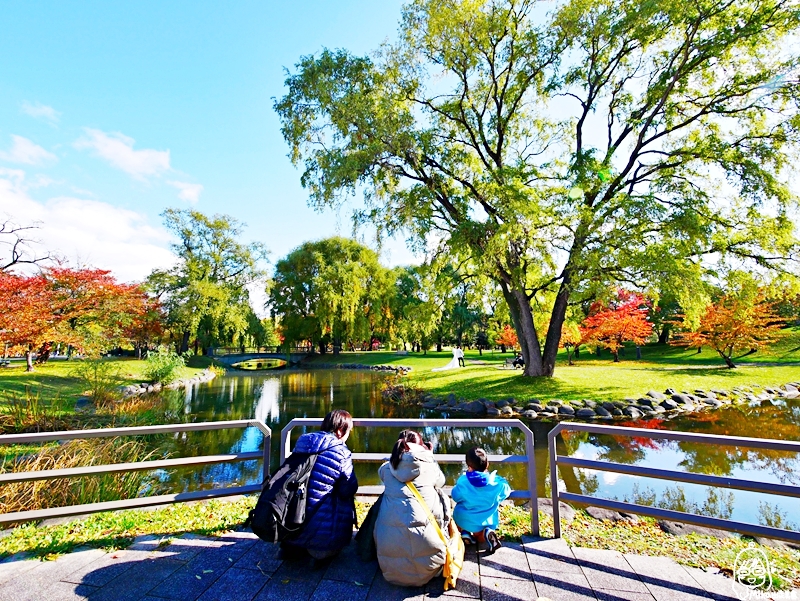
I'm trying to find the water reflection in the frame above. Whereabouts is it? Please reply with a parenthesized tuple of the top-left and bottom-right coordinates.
(159, 370, 800, 532)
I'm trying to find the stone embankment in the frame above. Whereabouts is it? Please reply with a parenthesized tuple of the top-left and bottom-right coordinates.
(412, 382, 800, 420)
(307, 362, 413, 374)
(120, 369, 217, 397)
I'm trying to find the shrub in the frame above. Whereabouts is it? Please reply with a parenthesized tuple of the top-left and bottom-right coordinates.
(144, 347, 185, 384)
(71, 358, 122, 406)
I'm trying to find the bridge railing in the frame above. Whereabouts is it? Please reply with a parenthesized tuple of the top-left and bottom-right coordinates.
(548, 422, 800, 543)
(212, 346, 313, 356)
(280, 417, 539, 536)
(0, 420, 271, 525)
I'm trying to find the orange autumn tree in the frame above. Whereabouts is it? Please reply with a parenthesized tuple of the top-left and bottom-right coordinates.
(46, 267, 150, 358)
(580, 290, 653, 362)
(0, 267, 155, 370)
(0, 271, 57, 371)
(494, 324, 519, 352)
(671, 294, 784, 368)
(559, 322, 583, 365)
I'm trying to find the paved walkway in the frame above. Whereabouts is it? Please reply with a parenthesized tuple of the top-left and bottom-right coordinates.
(0, 530, 754, 601)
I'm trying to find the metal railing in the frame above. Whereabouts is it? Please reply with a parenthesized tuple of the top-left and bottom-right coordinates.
(281, 417, 539, 536)
(212, 346, 312, 356)
(0, 420, 271, 525)
(548, 423, 800, 543)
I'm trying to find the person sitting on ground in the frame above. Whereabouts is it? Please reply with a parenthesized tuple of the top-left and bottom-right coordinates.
(451, 447, 510, 555)
(374, 430, 452, 586)
(280, 409, 358, 562)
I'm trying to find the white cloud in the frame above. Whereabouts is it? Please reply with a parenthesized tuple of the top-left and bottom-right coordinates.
(0, 170, 175, 282)
(0, 135, 57, 165)
(167, 180, 203, 204)
(20, 101, 61, 124)
(74, 128, 171, 180)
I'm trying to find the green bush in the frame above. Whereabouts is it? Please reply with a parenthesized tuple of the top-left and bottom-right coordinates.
(71, 358, 122, 406)
(144, 347, 185, 384)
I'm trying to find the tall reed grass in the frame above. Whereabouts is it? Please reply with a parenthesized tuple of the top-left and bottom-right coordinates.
(0, 437, 166, 515)
(0, 387, 74, 433)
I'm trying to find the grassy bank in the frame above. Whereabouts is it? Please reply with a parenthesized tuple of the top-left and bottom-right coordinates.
(305, 331, 800, 403)
(1, 497, 797, 590)
(0, 357, 214, 419)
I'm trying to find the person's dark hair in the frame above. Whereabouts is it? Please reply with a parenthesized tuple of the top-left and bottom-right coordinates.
(466, 447, 488, 472)
(390, 429, 425, 469)
(321, 409, 353, 437)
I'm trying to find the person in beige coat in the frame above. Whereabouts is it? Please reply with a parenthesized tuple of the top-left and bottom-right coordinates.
(373, 430, 452, 587)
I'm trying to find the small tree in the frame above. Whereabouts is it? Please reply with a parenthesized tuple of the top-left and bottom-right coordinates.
(559, 322, 583, 366)
(671, 295, 784, 368)
(495, 325, 519, 353)
(581, 291, 653, 362)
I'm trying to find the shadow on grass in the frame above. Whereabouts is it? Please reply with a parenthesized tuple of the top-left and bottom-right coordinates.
(420, 371, 621, 401)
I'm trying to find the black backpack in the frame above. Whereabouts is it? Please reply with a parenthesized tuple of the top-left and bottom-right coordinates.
(245, 452, 319, 543)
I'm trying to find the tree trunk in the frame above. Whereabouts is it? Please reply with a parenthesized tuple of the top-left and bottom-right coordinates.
(657, 324, 670, 344)
(499, 283, 546, 376)
(612, 350, 620, 362)
(720, 351, 736, 368)
(180, 331, 190, 354)
(636, 345, 642, 360)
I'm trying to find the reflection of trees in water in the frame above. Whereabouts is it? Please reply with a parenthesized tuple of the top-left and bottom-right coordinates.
(621, 483, 734, 519)
(673, 404, 800, 484)
(758, 502, 798, 530)
(149, 375, 800, 504)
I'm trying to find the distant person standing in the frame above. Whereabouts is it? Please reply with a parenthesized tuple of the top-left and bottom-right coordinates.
(455, 346, 465, 367)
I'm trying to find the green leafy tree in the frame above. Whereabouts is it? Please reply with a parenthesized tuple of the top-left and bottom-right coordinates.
(275, 0, 800, 376)
(146, 209, 267, 354)
(269, 237, 394, 353)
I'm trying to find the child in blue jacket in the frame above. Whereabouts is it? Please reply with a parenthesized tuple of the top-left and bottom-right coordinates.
(452, 447, 510, 555)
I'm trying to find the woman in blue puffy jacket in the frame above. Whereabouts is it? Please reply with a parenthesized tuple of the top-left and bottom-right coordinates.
(281, 409, 358, 560)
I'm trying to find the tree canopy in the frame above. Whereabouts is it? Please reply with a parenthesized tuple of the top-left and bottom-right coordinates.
(147, 209, 268, 354)
(275, 0, 800, 376)
(269, 237, 394, 352)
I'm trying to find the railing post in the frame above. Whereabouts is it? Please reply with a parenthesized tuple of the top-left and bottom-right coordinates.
(548, 425, 562, 538)
(280, 424, 293, 463)
(261, 431, 271, 485)
(523, 426, 539, 536)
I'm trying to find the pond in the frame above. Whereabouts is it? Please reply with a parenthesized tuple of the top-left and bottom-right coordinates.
(161, 369, 800, 533)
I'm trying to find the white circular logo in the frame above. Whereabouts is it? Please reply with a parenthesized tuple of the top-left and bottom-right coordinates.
(733, 542, 772, 599)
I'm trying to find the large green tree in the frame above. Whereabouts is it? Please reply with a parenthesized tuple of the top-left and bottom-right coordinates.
(275, 0, 800, 376)
(269, 237, 394, 353)
(147, 209, 267, 354)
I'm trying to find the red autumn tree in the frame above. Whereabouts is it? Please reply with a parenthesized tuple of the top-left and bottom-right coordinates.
(0, 271, 57, 371)
(0, 267, 158, 370)
(494, 324, 519, 351)
(559, 322, 583, 366)
(670, 294, 784, 368)
(580, 290, 653, 362)
(47, 267, 150, 357)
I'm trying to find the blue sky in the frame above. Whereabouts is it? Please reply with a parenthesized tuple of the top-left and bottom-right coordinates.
(0, 0, 411, 282)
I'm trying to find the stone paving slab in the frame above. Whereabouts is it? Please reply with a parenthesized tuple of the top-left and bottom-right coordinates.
(1, 529, 795, 600)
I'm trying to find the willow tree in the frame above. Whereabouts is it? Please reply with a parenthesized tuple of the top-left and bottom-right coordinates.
(269, 237, 394, 353)
(275, 0, 800, 376)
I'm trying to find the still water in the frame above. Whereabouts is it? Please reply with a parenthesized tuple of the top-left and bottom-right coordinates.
(160, 369, 800, 532)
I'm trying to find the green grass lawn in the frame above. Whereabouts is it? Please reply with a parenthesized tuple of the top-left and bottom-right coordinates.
(0, 357, 212, 417)
(306, 329, 800, 403)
